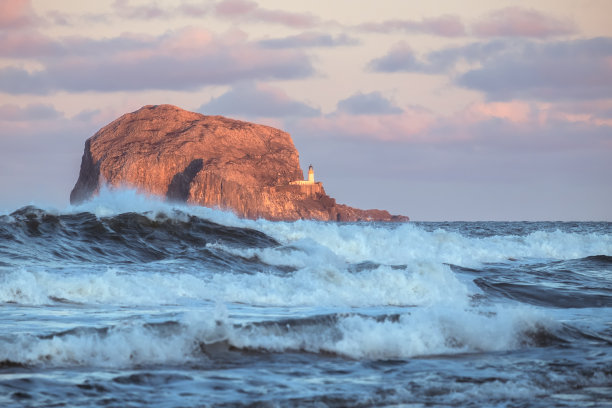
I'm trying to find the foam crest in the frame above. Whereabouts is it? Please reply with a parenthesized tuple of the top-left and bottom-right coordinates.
(0, 262, 468, 308)
(216, 261, 469, 307)
(0, 268, 204, 306)
(255, 221, 612, 267)
(0, 304, 551, 367)
(61, 189, 612, 267)
(232, 306, 550, 359)
(0, 312, 225, 368)
(70, 186, 244, 226)
(207, 238, 345, 270)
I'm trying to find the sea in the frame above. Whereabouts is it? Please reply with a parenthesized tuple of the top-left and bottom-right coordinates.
(1, 189, 611, 407)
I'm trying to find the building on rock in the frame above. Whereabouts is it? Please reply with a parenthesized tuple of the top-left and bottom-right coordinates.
(290, 165, 316, 186)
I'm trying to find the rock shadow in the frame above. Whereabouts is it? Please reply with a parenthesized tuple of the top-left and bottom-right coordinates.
(166, 159, 204, 202)
(70, 139, 101, 205)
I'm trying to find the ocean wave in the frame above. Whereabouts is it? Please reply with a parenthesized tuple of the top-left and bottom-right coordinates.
(254, 221, 612, 267)
(1, 189, 610, 271)
(475, 277, 612, 308)
(0, 261, 469, 308)
(0, 305, 559, 367)
(56, 191, 612, 266)
(1, 202, 277, 266)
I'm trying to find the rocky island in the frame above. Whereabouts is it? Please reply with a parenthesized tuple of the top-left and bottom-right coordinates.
(70, 105, 408, 222)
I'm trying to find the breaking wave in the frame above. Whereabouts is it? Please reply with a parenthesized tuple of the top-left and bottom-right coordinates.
(0, 304, 562, 367)
(1, 188, 610, 270)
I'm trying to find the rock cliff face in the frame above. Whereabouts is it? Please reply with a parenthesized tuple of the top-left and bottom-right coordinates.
(70, 105, 408, 222)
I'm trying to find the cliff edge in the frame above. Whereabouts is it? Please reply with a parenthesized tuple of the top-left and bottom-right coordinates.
(70, 105, 408, 222)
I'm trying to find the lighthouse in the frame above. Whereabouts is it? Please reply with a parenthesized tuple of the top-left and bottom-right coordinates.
(290, 164, 317, 185)
(308, 165, 314, 183)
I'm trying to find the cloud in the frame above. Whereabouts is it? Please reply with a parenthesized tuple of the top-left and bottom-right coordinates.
(457, 37, 612, 101)
(460, 101, 532, 124)
(214, 0, 319, 28)
(110, 0, 210, 20)
(337, 92, 403, 115)
(299, 110, 435, 142)
(112, 0, 167, 20)
(259, 32, 358, 49)
(368, 39, 522, 74)
(44, 10, 71, 26)
(290, 89, 612, 153)
(357, 15, 465, 37)
(0, 28, 315, 94)
(356, 8, 573, 39)
(367, 42, 433, 73)
(0, 0, 37, 29)
(0, 103, 61, 121)
(369, 37, 612, 102)
(0, 29, 61, 57)
(178, 3, 209, 17)
(0, 66, 51, 94)
(438, 100, 612, 154)
(40, 1, 211, 25)
(296, 93, 434, 142)
(199, 82, 319, 118)
(472, 7, 576, 38)
(547, 100, 612, 124)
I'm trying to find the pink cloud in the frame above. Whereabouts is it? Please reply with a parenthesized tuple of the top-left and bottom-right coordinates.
(178, 3, 209, 17)
(472, 7, 576, 38)
(358, 15, 465, 37)
(0, 0, 36, 29)
(253, 9, 319, 29)
(112, 0, 166, 19)
(109, 0, 212, 20)
(214, 0, 319, 28)
(199, 82, 319, 119)
(545, 100, 612, 127)
(44, 1, 211, 23)
(463, 101, 532, 124)
(441, 99, 612, 151)
(0, 29, 58, 57)
(157, 27, 214, 56)
(215, 0, 257, 17)
(423, 15, 466, 37)
(0, 27, 314, 94)
(299, 107, 436, 142)
(292, 92, 612, 151)
(45, 10, 70, 26)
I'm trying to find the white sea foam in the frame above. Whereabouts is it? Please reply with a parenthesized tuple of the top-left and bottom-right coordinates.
(231, 305, 550, 359)
(0, 309, 226, 367)
(5, 189, 608, 309)
(70, 186, 243, 226)
(253, 221, 612, 266)
(0, 261, 469, 308)
(68, 189, 612, 268)
(208, 222, 612, 273)
(0, 302, 551, 367)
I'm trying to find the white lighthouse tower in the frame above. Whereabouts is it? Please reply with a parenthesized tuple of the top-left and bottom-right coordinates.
(290, 164, 316, 185)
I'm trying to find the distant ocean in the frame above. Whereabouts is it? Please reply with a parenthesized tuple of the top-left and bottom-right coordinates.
(1, 190, 611, 407)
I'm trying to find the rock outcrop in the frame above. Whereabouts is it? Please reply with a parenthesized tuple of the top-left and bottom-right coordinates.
(70, 105, 408, 222)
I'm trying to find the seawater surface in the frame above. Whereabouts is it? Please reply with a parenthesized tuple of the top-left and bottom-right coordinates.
(1, 190, 611, 407)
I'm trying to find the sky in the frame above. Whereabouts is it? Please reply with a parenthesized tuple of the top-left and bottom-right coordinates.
(0, 0, 611, 220)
